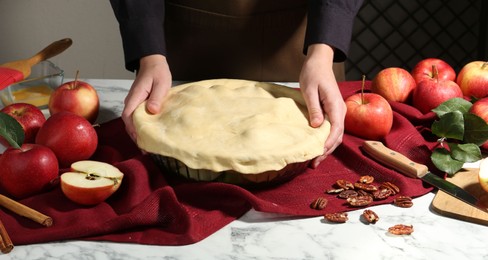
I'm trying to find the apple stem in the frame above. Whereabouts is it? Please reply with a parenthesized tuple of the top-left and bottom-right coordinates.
(482, 62, 488, 70)
(361, 75, 366, 104)
(437, 137, 446, 149)
(432, 65, 439, 82)
(73, 70, 80, 89)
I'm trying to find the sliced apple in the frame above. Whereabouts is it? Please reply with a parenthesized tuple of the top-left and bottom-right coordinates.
(479, 158, 488, 193)
(60, 160, 124, 206)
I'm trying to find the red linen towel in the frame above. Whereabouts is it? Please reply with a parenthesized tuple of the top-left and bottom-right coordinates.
(0, 67, 24, 91)
(4, 81, 440, 246)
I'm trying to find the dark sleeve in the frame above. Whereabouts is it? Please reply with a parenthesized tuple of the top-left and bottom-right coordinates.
(110, 0, 166, 72)
(304, 0, 364, 62)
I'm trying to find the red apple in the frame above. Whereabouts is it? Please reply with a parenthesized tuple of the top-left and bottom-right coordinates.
(0, 143, 59, 198)
(470, 97, 488, 150)
(456, 61, 488, 99)
(412, 68, 463, 114)
(49, 79, 99, 123)
(60, 160, 124, 205)
(35, 111, 98, 168)
(371, 67, 417, 103)
(345, 92, 393, 140)
(0, 103, 46, 143)
(411, 58, 456, 84)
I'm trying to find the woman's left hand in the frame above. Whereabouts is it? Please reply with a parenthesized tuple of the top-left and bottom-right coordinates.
(299, 44, 346, 168)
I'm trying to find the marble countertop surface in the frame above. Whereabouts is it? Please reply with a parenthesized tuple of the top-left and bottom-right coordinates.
(3, 79, 488, 260)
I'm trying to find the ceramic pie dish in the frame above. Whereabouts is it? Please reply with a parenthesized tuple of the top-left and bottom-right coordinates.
(133, 79, 331, 186)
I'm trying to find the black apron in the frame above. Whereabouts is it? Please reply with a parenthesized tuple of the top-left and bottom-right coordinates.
(164, 0, 308, 82)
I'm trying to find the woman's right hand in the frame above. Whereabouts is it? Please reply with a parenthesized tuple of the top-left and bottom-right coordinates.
(122, 54, 172, 141)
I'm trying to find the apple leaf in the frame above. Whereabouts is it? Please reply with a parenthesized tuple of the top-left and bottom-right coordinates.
(431, 111, 465, 141)
(463, 113, 488, 145)
(431, 97, 472, 118)
(449, 143, 482, 163)
(431, 148, 465, 176)
(0, 112, 24, 149)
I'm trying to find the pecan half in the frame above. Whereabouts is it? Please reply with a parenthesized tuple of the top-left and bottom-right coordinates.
(324, 212, 348, 223)
(357, 189, 373, 197)
(372, 188, 393, 200)
(338, 189, 358, 199)
(380, 182, 400, 195)
(347, 195, 373, 207)
(326, 188, 345, 194)
(359, 175, 374, 184)
(310, 197, 328, 210)
(362, 209, 379, 224)
(393, 196, 413, 208)
(354, 182, 378, 192)
(336, 179, 354, 190)
(388, 224, 414, 235)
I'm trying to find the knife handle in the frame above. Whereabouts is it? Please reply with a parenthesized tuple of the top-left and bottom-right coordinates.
(363, 141, 429, 179)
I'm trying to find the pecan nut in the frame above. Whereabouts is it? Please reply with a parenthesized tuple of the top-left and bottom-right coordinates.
(310, 197, 328, 210)
(372, 188, 393, 200)
(326, 188, 345, 194)
(337, 189, 358, 199)
(359, 175, 374, 184)
(347, 195, 373, 207)
(354, 182, 378, 192)
(393, 196, 413, 208)
(362, 209, 379, 224)
(357, 189, 373, 197)
(324, 212, 348, 223)
(388, 224, 414, 235)
(335, 179, 354, 190)
(380, 181, 400, 195)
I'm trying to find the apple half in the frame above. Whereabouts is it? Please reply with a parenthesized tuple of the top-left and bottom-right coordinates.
(479, 158, 488, 193)
(60, 160, 124, 206)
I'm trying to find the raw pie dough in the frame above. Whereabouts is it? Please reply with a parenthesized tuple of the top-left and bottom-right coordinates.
(133, 79, 331, 174)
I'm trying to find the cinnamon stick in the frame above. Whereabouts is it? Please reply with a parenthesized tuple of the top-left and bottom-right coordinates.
(0, 195, 52, 227)
(0, 219, 13, 253)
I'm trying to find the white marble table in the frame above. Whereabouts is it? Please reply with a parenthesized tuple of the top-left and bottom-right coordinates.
(3, 79, 488, 260)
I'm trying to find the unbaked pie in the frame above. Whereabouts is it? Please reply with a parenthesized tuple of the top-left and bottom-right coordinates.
(133, 79, 330, 185)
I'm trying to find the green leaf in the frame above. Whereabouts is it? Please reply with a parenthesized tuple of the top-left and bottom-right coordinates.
(449, 143, 482, 163)
(431, 111, 465, 140)
(431, 98, 472, 118)
(0, 113, 24, 149)
(464, 113, 488, 145)
(431, 148, 464, 176)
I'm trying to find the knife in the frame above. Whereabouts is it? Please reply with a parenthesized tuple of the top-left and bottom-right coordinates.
(362, 140, 488, 213)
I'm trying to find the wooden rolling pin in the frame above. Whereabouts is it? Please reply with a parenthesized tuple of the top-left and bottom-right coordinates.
(0, 38, 73, 90)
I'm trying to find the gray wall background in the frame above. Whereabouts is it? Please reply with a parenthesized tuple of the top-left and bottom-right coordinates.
(0, 0, 134, 80)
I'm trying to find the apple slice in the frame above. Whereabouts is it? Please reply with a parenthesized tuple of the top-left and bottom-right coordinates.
(60, 160, 124, 206)
(479, 158, 488, 193)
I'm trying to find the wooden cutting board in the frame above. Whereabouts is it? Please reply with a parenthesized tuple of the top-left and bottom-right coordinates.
(432, 168, 488, 225)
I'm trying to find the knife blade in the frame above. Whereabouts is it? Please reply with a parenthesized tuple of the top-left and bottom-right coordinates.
(362, 140, 488, 213)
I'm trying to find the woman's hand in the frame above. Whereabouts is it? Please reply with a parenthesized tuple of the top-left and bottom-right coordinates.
(299, 44, 346, 168)
(122, 54, 172, 141)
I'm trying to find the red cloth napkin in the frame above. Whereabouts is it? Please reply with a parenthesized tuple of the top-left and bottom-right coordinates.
(0, 67, 24, 90)
(4, 81, 441, 246)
